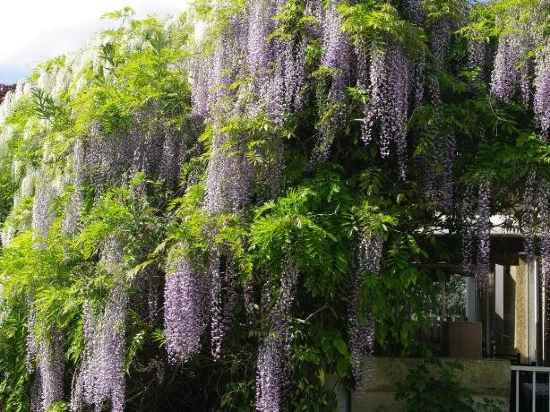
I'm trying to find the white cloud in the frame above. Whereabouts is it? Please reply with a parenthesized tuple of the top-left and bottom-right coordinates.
(0, 0, 187, 83)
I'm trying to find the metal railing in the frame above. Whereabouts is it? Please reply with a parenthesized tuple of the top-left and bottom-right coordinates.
(511, 365, 550, 412)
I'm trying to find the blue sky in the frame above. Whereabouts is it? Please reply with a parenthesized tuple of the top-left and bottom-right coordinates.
(0, 0, 187, 84)
(0, 67, 28, 85)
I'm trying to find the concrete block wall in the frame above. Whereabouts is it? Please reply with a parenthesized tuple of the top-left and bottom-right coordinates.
(351, 357, 510, 411)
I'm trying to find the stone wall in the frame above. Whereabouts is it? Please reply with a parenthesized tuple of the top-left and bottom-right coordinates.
(352, 357, 510, 411)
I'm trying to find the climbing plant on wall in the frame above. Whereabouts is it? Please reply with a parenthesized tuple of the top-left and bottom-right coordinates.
(0, 0, 547, 411)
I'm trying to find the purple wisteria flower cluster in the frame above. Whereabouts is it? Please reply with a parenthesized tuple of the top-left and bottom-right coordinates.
(28, 326, 65, 412)
(28, 177, 65, 412)
(461, 183, 492, 289)
(534, 45, 550, 139)
(468, 40, 489, 80)
(312, 0, 353, 163)
(18, 1, 550, 410)
(361, 45, 410, 179)
(461, 187, 477, 277)
(71, 287, 128, 412)
(71, 239, 128, 412)
(491, 20, 549, 138)
(476, 182, 491, 289)
(38, 331, 65, 412)
(491, 35, 530, 104)
(208, 253, 239, 361)
(429, 19, 451, 105)
(164, 254, 209, 364)
(205, 131, 254, 215)
(349, 234, 383, 384)
(523, 172, 540, 258)
(256, 260, 299, 412)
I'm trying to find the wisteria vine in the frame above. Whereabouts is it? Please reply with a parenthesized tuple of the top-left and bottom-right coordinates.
(256, 259, 299, 412)
(361, 45, 410, 178)
(312, 0, 353, 163)
(1, 1, 549, 411)
(71, 239, 128, 412)
(164, 254, 209, 364)
(349, 233, 383, 384)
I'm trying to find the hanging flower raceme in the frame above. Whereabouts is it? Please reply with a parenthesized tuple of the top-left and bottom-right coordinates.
(159, 130, 184, 189)
(205, 131, 254, 214)
(32, 180, 57, 245)
(361, 44, 410, 178)
(306, 0, 323, 34)
(26, 308, 38, 373)
(468, 40, 488, 80)
(30, 369, 43, 412)
(209, 256, 224, 360)
(201, 5, 265, 362)
(428, 18, 451, 105)
(476, 182, 491, 289)
(256, 337, 284, 412)
(209, 252, 239, 361)
(282, 41, 306, 115)
(468, 40, 485, 69)
(248, 0, 308, 124)
(242, 0, 288, 195)
(321, 1, 352, 95)
(70, 303, 96, 410)
(27, 308, 65, 412)
(534, 45, 550, 139)
(27, 180, 66, 412)
(247, 0, 277, 81)
(256, 260, 298, 412)
(208, 12, 249, 115)
(164, 254, 209, 364)
(71, 238, 128, 412)
(406, 0, 424, 23)
(266, 38, 307, 125)
(61, 138, 87, 245)
(205, 13, 254, 213)
(491, 36, 519, 101)
(190, 57, 212, 120)
(203, 128, 254, 349)
(38, 331, 65, 412)
(349, 233, 383, 384)
(312, 0, 353, 163)
(411, 55, 426, 110)
(72, 288, 128, 412)
(523, 172, 540, 258)
(461, 187, 477, 277)
(490, 34, 532, 105)
(461, 182, 491, 287)
(404, 0, 425, 109)
(95, 286, 127, 412)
